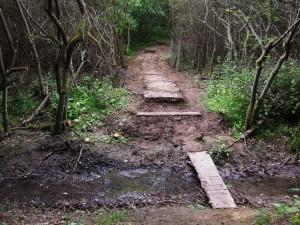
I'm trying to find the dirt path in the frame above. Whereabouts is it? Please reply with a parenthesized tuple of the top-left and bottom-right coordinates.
(124, 45, 228, 154)
(2, 45, 300, 224)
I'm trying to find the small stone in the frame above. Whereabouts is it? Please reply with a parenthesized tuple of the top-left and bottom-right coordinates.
(113, 133, 121, 138)
(84, 137, 90, 142)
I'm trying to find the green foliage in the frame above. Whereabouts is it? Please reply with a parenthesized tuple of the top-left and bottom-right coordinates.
(53, 78, 128, 132)
(99, 211, 127, 225)
(274, 196, 300, 225)
(205, 60, 300, 135)
(100, 133, 129, 145)
(209, 142, 233, 163)
(0, 200, 11, 213)
(62, 216, 84, 225)
(205, 63, 252, 135)
(187, 204, 206, 211)
(255, 210, 272, 225)
(291, 133, 300, 155)
(11, 88, 39, 117)
(111, 0, 170, 48)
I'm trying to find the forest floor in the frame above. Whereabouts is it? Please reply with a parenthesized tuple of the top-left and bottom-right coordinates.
(1, 45, 300, 225)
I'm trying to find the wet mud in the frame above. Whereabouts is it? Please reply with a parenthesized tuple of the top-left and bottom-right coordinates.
(0, 141, 206, 209)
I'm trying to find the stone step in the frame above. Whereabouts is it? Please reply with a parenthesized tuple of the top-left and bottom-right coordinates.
(137, 112, 202, 116)
(144, 48, 157, 53)
(146, 81, 180, 93)
(188, 152, 236, 209)
(144, 75, 167, 82)
(143, 90, 184, 102)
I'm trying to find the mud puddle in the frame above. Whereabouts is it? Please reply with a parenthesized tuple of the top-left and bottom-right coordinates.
(233, 177, 300, 206)
(0, 143, 206, 208)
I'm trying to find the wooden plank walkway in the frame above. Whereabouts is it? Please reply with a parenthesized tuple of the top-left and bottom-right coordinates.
(188, 152, 236, 209)
(137, 112, 202, 116)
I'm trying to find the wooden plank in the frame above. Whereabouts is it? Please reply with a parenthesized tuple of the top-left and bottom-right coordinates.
(144, 48, 157, 53)
(143, 90, 184, 102)
(137, 112, 202, 116)
(188, 152, 236, 209)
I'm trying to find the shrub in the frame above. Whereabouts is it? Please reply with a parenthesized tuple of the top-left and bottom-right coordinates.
(53, 78, 129, 132)
(291, 131, 300, 155)
(205, 63, 252, 135)
(205, 60, 300, 135)
(274, 196, 300, 225)
(99, 211, 127, 225)
(254, 210, 272, 225)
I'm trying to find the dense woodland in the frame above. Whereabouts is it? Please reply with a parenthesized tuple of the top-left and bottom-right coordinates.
(0, 0, 169, 134)
(1, 0, 300, 224)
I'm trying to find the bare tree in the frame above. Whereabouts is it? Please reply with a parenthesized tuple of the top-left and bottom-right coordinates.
(0, 8, 27, 134)
(15, 0, 48, 98)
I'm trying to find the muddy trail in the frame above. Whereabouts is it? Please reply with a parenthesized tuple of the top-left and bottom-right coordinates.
(1, 45, 300, 215)
(0, 141, 205, 209)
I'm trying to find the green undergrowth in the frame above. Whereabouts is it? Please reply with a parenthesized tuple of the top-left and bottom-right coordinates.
(0, 74, 129, 134)
(0, 86, 40, 131)
(254, 196, 300, 225)
(257, 124, 300, 155)
(52, 77, 129, 132)
(99, 211, 127, 225)
(205, 60, 300, 139)
(274, 196, 300, 225)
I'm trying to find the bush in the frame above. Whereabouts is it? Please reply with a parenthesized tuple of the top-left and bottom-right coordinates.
(205, 60, 300, 135)
(205, 63, 252, 135)
(274, 196, 300, 225)
(53, 78, 129, 132)
(291, 131, 300, 155)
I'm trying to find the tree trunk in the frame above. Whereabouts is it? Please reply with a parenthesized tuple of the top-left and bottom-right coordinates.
(176, 41, 182, 71)
(2, 87, 9, 134)
(54, 70, 71, 134)
(245, 43, 272, 130)
(15, 0, 47, 97)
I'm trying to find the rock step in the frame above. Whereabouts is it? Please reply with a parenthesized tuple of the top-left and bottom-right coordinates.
(137, 112, 202, 116)
(144, 75, 167, 82)
(143, 90, 184, 102)
(188, 152, 236, 209)
(144, 48, 157, 53)
(146, 81, 180, 93)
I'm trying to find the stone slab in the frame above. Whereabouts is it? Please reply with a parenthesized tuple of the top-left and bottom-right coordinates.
(146, 81, 180, 93)
(144, 48, 157, 53)
(137, 112, 202, 116)
(144, 70, 162, 75)
(144, 75, 168, 82)
(143, 90, 184, 102)
(188, 152, 236, 209)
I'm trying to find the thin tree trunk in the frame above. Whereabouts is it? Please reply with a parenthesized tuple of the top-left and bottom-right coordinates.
(245, 43, 272, 130)
(249, 30, 295, 125)
(2, 87, 9, 133)
(55, 69, 71, 134)
(16, 0, 47, 97)
(176, 41, 182, 71)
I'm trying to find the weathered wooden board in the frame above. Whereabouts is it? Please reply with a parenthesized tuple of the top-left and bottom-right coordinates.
(137, 112, 202, 116)
(143, 90, 184, 102)
(188, 152, 236, 209)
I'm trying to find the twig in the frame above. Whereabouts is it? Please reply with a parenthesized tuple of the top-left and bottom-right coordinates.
(22, 94, 50, 125)
(73, 146, 84, 172)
